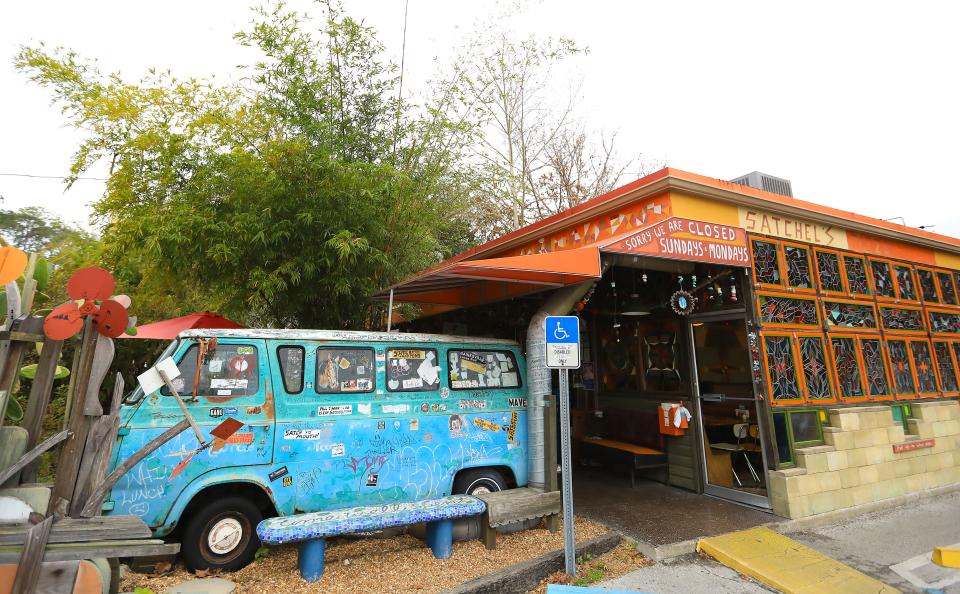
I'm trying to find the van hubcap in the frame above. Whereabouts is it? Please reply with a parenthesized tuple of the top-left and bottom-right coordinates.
(208, 518, 243, 555)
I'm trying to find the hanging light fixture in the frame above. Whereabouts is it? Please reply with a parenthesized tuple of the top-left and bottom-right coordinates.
(622, 270, 650, 316)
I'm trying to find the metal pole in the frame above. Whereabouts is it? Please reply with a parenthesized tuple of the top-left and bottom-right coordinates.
(558, 368, 576, 575)
(387, 289, 394, 332)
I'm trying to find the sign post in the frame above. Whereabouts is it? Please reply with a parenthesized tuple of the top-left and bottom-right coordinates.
(544, 315, 580, 576)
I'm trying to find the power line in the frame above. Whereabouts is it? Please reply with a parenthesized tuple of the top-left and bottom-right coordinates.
(0, 172, 107, 181)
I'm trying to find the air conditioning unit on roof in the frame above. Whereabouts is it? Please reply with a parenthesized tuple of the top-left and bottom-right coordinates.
(730, 171, 793, 197)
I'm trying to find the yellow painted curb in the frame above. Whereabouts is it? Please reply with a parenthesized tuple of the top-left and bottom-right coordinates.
(933, 546, 960, 568)
(697, 527, 899, 594)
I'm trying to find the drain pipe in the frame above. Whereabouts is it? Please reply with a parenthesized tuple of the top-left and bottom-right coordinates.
(525, 279, 599, 490)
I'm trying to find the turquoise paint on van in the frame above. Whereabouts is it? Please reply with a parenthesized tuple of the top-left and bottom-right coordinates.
(106, 330, 528, 539)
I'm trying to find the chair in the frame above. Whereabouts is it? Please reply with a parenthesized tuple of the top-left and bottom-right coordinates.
(709, 423, 761, 487)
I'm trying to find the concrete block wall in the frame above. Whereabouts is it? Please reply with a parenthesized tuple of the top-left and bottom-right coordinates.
(769, 401, 960, 519)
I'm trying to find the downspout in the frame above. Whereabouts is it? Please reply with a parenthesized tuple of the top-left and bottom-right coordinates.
(525, 277, 601, 489)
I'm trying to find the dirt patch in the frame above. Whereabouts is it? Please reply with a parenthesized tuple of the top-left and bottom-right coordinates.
(121, 516, 609, 594)
(525, 541, 654, 593)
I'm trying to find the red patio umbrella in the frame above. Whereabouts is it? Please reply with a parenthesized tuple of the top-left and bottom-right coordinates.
(122, 311, 245, 340)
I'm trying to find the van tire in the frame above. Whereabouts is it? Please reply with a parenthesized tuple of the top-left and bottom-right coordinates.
(181, 496, 262, 572)
(453, 468, 506, 496)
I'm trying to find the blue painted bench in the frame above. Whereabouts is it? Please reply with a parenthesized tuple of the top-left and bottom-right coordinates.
(256, 495, 486, 582)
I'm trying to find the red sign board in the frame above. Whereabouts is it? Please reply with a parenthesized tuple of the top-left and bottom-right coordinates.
(892, 438, 935, 453)
(604, 217, 750, 266)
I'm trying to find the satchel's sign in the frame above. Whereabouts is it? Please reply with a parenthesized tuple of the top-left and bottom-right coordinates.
(605, 217, 750, 266)
(738, 207, 848, 248)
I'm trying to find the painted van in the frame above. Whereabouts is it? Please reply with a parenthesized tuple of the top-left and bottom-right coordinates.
(106, 329, 528, 570)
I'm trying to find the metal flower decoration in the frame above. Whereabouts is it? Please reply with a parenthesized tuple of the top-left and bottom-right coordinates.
(43, 267, 130, 340)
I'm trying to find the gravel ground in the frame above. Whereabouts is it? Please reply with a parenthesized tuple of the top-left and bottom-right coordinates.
(121, 516, 610, 594)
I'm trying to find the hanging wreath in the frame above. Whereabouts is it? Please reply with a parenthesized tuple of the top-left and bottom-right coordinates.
(669, 290, 697, 316)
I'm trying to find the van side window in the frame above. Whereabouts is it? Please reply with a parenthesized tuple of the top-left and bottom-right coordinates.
(448, 350, 521, 389)
(386, 348, 440, 392)
(277, 346, 305, 394)
(316, 348, 375, 394)
(162, 343, 260, 398)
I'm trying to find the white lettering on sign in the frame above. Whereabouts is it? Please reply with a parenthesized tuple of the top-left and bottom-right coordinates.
(738, 207, 848, 248)
(609, 217, 750, 266)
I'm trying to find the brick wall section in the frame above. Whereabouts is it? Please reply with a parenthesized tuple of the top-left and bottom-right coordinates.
(768, 401, 960, 518)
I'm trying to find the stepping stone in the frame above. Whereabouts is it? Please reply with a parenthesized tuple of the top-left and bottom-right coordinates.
(163, 577, 236, 594)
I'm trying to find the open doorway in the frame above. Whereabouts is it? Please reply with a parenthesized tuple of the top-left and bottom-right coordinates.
(690, 316, 770, 508)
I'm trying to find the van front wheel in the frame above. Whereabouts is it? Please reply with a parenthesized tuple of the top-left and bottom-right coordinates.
(181, 496, 262, 572)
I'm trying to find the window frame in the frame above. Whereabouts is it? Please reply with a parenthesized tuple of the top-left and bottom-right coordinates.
(891, 262, 921, 303)
(858, 335, 895, 401)
(161, 341, 262, 400)
(780, 241, 817, 293)
(926, 306, 960, 337)
(813, 247, 848, 296)
(446, 348, 523, 391)
(755, 290, 821, 330)
(935, 269, 959, 306)
(794, 332, 838, 404)
(772, 408, 826, 469)
(827, 334, 871, 404)
(878, 304, 927, 335)
(276, 345, 306, 395)
(868, 257, 899, 302)
(915, 266, 942, 304)
(931, 340, 960, 397)
(385, 346, 441, 393)
(760, 331, 806, 406)
(842, 254, 874, 297)
(821, 297, 879, 333)
(750, 237, 786, 288)
(315, 346, 377, 395)
(885, 336, 919, 400)
(905, 337, 940, 398)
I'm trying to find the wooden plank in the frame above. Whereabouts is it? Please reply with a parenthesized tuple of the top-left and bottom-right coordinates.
(79, 419, 190, 517)
(109, 372, 124, 416)
(0, 540, 179, 563)
(31, 560, 82, 594)
(49, 320, 98, 517)
(19, 339, 65, 484)
(0, 332, 46, 343)
(82, 334, 113, 417)
(0, 516, 151, 545)
(11, 516, 53, 594)
(70, 413, 118, 516)
(477, 489, 561, 527)
(0, 430, 70, 486)
(0, 341, 27, 426)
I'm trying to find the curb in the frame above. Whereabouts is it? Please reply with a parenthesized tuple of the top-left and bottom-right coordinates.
(442, 532, 622, 594)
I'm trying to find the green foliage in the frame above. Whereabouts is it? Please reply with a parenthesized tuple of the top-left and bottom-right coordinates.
(134, 588, 156, 594)
(16, 1, 476, 329)
(254, 545, 269, 561)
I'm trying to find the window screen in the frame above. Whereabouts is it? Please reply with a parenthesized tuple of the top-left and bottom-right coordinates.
(277, 346, 304, 394)
(448, 350, 521, 389)
(316, 348, 375, 394)
(163, 343, 259, 398)
(386, 348, 440, 392)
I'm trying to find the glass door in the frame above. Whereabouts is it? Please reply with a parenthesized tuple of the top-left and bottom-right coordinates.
(689, 316, 771, 508)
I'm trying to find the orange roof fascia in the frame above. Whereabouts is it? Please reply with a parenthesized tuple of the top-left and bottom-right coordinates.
(451, 246, 602, 278)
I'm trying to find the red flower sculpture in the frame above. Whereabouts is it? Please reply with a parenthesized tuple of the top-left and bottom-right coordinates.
(43, 267, 130, 340)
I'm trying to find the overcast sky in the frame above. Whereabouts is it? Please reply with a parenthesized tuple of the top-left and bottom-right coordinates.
(2, 1, 958, 238)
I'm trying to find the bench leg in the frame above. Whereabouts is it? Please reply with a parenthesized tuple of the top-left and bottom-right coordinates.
(297, 538, 326, 582)
(425, 519, 454, 560)
(481, 511, 496, 550)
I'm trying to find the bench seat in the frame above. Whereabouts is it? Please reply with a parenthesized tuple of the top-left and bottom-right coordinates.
(579, 437, 667, 487)
(475, 488, 561, 550)
(257, 495, 485, 582)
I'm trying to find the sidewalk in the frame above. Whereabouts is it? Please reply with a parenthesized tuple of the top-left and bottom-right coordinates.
(598, 489, 960, 593)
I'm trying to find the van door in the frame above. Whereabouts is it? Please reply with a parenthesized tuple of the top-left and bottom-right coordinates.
(110, 338, 275, 529)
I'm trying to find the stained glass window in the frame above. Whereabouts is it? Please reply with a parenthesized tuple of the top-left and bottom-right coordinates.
(823, 301, 877, 329)
(764, 335, 801, 400)
(929, 311, 960, 334)
(784, 245, 813, 289)
(799, 337, 833, 400)
(917, 269, 939, 303)
(831, 337, 864, 399)
(759, 295, 819, 327)
(879, 307, 924, 331)
(860, 339, 891, 397)
(888, 340, 916, 396)
(752, 240, 781, 285)
(870, 260, 895, 298)
(937, 272, 958, 305)
(933, 342, 958, 393)
(910, 341, 937, 393)
(894, 265, 917, 301)
(844, 256, 871, 295)
(816, 251, 844, 293)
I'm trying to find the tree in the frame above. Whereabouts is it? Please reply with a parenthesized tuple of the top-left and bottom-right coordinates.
(0, 204, 90, 256)
(16, 1, 475, 329)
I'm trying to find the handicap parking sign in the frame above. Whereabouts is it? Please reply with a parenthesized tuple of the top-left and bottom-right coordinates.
(545, 316, 580, 369)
